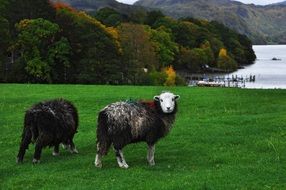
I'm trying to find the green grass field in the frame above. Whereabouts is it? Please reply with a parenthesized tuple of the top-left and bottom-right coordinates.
(0, 84, 285, 189)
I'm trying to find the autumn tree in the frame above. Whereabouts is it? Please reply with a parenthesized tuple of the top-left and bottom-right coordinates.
(164, 65, 176, 86)
(118, 23, 158, 84)
(217, 48, 237, 71)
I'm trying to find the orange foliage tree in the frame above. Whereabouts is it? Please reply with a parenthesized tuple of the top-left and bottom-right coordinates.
(52, 2, 75, 12)
(164, 65, 176, 86)
(217, 48, 237, 71)
(219, 48, 227, 57)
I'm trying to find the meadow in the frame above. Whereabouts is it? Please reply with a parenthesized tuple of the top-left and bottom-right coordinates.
(0, 84, 285, 189)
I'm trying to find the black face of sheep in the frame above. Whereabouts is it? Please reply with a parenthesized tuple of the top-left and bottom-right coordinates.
(17, 99, 79, 164)
(94, 91, 180, 168)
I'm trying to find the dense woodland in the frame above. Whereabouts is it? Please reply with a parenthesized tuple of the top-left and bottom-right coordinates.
(0, 0, 256, 85)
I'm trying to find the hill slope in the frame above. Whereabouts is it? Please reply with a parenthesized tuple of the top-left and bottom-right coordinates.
(135, 0, 286, 44)
(272, 1, 286, 5)
(52, 0, 145, 14)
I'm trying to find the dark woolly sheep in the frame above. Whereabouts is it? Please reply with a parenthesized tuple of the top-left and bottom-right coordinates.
(95, 92, 180, 168)
(17, 99, 79, 164)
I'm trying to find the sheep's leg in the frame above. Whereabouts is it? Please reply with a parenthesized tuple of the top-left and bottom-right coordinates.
(17, 129, 32, 163)
(95, 139, 111, 168)
(52, 144, 60, 156)
(94, 153, 102, 168)
(95, 143, 103, 168)
(95, 153, 102, 168)
(115, 149, 129, 169)
(147, 144, 155, 166)
(94, 143, 103, 168)
(69, 140, 78, 154)
(32, 139, 44, 164)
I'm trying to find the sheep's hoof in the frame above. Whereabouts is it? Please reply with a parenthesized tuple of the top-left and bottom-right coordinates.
(95, 162, 102, 168)
(71, 148, 79, 154)
(32, 158, 40, 164)
(61, 144, 68, 150)
(65, 146, 78, 154)
(119, 163, 129, 169)
(52, 151, 60, 156)
(148, 161, 155, 166)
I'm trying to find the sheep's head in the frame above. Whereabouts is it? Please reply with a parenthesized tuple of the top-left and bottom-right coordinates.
(154, 92, 180, 114)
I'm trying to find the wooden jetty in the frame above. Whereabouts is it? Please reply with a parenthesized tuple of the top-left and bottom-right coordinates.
(185, 74, 256, 88)
(197, 81, 224, 87)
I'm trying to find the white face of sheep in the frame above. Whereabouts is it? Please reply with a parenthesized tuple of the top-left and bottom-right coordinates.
(154, 92, 180, 113)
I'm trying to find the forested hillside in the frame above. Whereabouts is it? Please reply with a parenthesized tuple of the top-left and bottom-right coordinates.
(136, 0, 286, 44)
(0, 0, 255, 85)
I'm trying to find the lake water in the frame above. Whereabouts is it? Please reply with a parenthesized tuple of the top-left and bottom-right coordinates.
(228, 45, 286, 89)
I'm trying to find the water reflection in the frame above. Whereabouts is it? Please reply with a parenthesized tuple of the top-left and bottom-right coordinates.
(226, 45, 286, 89)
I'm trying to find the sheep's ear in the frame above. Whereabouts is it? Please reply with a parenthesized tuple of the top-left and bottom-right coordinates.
(154, 96, 160, 101)
(174, 95, 180, 100)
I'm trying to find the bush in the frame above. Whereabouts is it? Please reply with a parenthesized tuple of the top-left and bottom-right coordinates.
(149, 71, 167, 85)
(175, 75, 187, 86)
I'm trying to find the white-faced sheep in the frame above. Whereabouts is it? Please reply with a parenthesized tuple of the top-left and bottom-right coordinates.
(94, 92, 180, 168)
(17, 99, 79, 164)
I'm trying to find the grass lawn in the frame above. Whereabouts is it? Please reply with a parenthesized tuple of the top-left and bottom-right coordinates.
(0, 84, 285, 189)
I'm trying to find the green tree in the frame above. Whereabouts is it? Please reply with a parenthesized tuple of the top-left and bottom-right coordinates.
(207, 21, 255, 66)
(200, 40, 215, 67)
(0, 0, 57, 82)
(173, 21, 199, 48)
(129, 9, 146, 24)
(0, 0, 9, 17)
(153, 16, 177, 31)
(238, 34, 256, 64)
(15, 18, 71, 83)
(48, 37, 71, 82)
(147, 26, 179, 68)
(145, 10, 165, 26)
(6, 0, 55, 24)
(0, 16, 10, 81)
(178, 47, 209, 73)
(55, 6, 121, 84)
(94, 7, 126, 27)
(209, 37, 224, 63)
(148, 70, 167, 85)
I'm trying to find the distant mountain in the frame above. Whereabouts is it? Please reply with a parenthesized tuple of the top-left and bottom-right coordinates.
(272, 1, 286, 5)
(135, 0, 286, 44)
(52, 0, 145, 14)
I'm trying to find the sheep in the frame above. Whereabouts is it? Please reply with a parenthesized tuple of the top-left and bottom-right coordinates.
(94, 91, 180, 168)
(16, 99, 79, 164)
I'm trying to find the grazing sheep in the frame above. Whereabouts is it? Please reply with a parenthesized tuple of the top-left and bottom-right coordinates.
(17, 99, 79, 164)
(94, 92, 180, 168)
